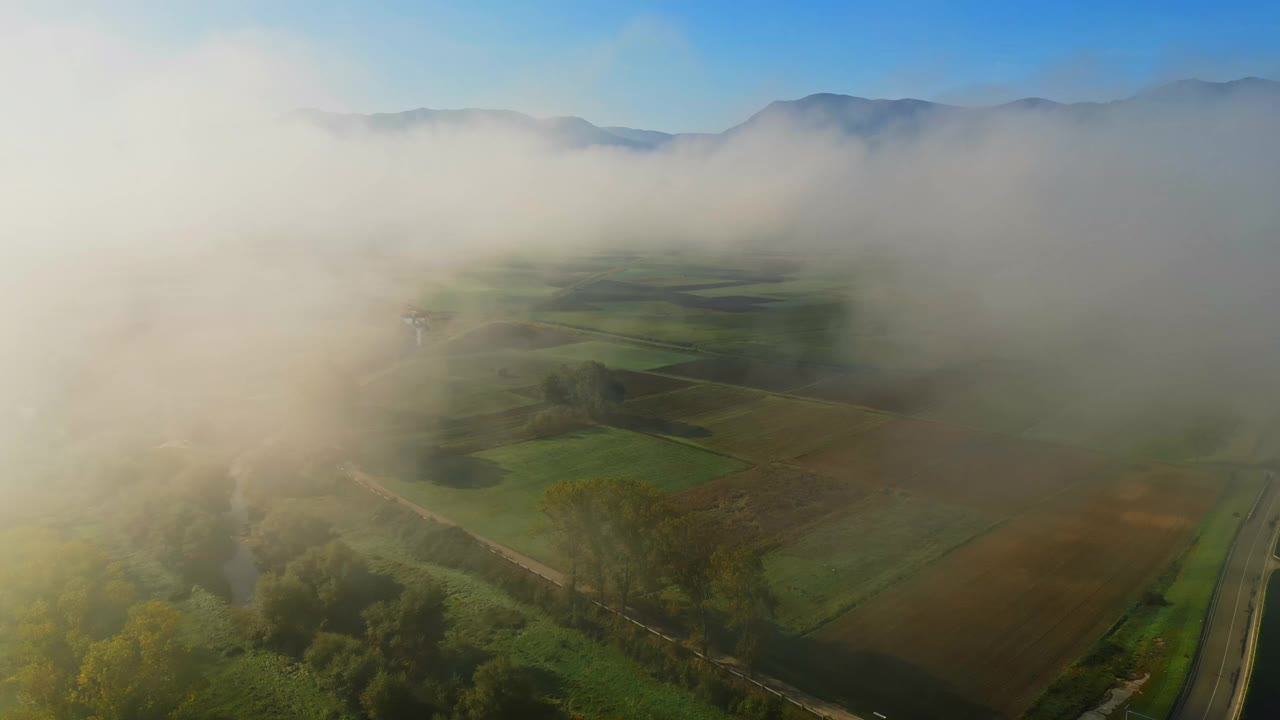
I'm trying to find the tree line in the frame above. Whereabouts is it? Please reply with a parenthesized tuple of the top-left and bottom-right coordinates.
(0, 528, 194, 720)
(541, 477, 776, 666)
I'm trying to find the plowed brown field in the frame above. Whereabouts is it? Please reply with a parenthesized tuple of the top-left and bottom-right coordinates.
(795, 418, 1108, 513)
(801, 466, 1218, 720)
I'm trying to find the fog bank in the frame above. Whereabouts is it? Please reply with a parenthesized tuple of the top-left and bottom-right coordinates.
(2, 17, 1278, 467)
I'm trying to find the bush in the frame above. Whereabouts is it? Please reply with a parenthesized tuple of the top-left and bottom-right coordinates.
(525, 406, 585, 438)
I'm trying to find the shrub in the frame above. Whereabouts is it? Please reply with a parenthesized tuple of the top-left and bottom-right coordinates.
(525, 406, 585, 439)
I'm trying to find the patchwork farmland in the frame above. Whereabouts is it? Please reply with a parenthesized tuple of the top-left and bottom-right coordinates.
(356, 256, 1259, 720)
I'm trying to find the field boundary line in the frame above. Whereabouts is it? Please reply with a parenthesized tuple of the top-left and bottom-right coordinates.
(796, 457, 1114, 638)
(529, 319, 1212, 471)
(611, 421, 759, 465)
(528, 317, 1269, 472)
(1170, 474, 1271, 719)
(643, 368, 902, 418)
(341, 462, 863, 720)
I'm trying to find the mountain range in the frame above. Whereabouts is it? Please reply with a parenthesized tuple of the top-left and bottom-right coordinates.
(292, 77, 1279, 149)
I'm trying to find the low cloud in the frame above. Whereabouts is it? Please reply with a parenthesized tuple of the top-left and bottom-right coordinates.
(1, 16, 1277, 465)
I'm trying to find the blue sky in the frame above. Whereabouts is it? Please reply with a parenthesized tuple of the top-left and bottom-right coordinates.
(26, 1, 1280, 132)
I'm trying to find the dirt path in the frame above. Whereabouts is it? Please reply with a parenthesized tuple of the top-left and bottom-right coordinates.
(341, 463, 864, 720)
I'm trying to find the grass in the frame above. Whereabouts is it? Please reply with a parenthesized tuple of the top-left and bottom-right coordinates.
(376, 426, 748, 563)
(1242, 570, 1280, 720)
(1025, 471, 1261, 720)
(198, 651, 351, 720)
(528, 339, 698, 371)
(764, 490, 993, 634)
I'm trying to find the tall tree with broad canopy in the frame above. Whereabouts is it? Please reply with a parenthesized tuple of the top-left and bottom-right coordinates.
(712, 545, 777, 668)
(362, 577, 447, 679)
(74, 601, 192, 720)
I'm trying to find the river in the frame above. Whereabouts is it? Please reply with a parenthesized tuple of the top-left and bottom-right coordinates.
(221, 457, 259, 606)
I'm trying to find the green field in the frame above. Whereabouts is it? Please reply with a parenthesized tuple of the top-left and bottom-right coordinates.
(1027, 472, 1260, 720)
(376, 426, 748, 562)
(764, 491, 993, 633)
(528, 339, 698, 371)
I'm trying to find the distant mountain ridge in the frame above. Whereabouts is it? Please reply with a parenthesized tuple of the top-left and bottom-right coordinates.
(293, 77, 1279, 149)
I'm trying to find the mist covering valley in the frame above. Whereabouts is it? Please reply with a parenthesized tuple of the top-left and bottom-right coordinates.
(2, 11, 1280, 720)
(3, 23, 1277, 466)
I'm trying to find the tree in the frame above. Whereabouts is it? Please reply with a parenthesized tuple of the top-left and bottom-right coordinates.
(7, 658, 74, 720)
(257, 541, 385, 652)
(143, 500, 234, 592)
(539, 372, 571, 407)
(75, 601, 192, 720)
(304, 632, 382, 709)
(454, 657, 547, 720)
(712, 546, 776, 667)
(599, 480, 669, 617)
(1, 532, 138, 720)
(245, 506, 333, 573)
(538, 361, 624, 420)
(359, 670, 417, 720)
(662, 513, 721, 653)
(286, 540, 378, 634)
(254, 572, 324, 653)
(567, 361, 625, 419)
(541, 478, 671, 616)
(363, 578, 447, 679)
(540, 479, 603, 617)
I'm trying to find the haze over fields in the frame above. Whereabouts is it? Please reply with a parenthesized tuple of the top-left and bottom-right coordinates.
(2, 7, 1280, 720)
(3, 17, 1279, 455)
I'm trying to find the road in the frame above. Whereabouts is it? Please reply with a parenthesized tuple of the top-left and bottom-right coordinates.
(342, 464, 865, 720)
(1172, 475, 1279, 720)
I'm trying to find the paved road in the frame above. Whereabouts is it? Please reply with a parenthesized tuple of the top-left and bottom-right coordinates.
(1173, 476, 1278, 720)
(342, 464, 864, 720)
